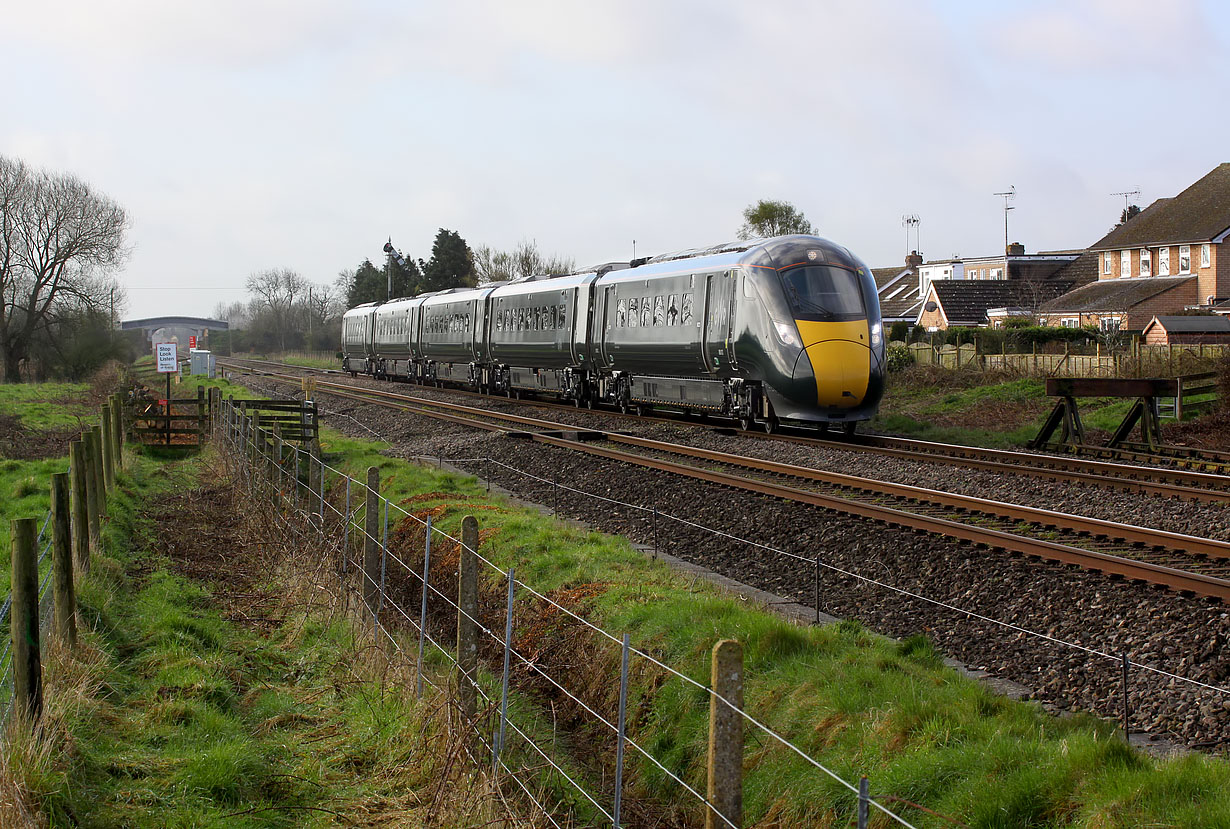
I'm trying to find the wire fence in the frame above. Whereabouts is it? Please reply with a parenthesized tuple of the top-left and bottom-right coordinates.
(307, 395, 1230, 752)
(216, 395, 922, 828)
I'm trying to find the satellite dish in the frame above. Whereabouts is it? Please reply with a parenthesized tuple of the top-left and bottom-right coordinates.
(924, 301, 938, 313)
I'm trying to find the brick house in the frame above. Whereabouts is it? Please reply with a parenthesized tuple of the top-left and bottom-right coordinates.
(1037, 275, 1197, 331)
(1086, 163, 1230, 308)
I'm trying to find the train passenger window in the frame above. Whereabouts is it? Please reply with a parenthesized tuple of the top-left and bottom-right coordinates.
(616, 299, 626, 327)
(681, 294, 694, 325)
(640, 296, 651, 327)
(558, 304, 566, 328)
(627, 298, 638, 328)
(542, 306, 549, 329)
(667, 295, 679, 325)
(549, 306, 558, 329)
(653, 296, 665, 326)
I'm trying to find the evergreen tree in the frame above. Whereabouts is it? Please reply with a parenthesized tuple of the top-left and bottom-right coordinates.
(421, 229, 476, 292)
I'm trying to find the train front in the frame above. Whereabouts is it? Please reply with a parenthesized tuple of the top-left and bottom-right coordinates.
(742, 237, 885, 426)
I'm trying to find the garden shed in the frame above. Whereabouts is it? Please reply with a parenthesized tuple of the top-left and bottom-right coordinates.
(1141, 315, 1230, 345)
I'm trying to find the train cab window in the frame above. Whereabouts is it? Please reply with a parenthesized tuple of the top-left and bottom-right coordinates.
(780, 266, 865, 321)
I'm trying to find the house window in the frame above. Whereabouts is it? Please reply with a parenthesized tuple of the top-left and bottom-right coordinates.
(1100, 317, 1122, 333)
(1103, 253, 1112, 274)
(1202, 243, 1211, 268)
(1120, 250, 1130, 278)
(1140, 248, 1151, 277)
(1158, 247, 1170, 276)
(1061, 317, 1080, 328)
(968, 268, 979, 279)
(1179, 245, 1191, 274)
(991, 267, 1004, 279)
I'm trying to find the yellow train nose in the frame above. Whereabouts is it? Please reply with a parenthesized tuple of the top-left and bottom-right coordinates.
(794, 320, 870, 408)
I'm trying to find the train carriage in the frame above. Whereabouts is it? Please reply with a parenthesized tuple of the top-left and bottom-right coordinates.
(418, 285, 501, 386)
(487, 272, 599, 398)
(341, 302, 378, 375)
(371, 296, 427, 379)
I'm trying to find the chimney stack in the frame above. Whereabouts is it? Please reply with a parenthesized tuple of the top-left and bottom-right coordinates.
(905, 250, 924, 270)
(1006, 242, 1025, 256)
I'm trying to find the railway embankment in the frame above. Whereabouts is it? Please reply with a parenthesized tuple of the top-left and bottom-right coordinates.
(213, 376, 1230, 823)
(10, 370, 1230, 826)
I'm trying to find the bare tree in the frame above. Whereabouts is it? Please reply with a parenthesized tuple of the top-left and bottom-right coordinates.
(473, 239, 574, 283)
(0, 155, 129, 380)
(246, 267, 308, 351)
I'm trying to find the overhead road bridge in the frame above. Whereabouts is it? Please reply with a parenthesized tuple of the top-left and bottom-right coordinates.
(121, 316, 229, 345)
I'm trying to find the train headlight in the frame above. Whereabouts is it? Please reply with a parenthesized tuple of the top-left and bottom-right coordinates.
(870, 321, 883, 349)
(773, 320, 800, 347)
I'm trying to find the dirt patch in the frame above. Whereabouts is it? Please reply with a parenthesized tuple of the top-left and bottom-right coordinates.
(0, 413, 83, 460)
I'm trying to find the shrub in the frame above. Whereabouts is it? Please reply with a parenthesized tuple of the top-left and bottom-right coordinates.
(885, 342, 912, 372)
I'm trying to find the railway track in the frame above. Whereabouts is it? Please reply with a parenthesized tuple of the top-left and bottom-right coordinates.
(224, 365, 1230, 603)
(219, 356, 1230, 503)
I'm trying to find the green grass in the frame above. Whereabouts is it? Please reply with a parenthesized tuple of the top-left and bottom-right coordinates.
(0, 382, 93, 430)
(310, 427, 1230, 826)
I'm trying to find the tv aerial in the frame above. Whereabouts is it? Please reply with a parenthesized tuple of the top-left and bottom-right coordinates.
(1111, 187, 1141, 211)
(993, 186, 1016, 250)
(901, 214, 920, 255)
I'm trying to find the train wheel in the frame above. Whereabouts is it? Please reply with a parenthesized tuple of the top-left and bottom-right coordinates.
(843, 422, 857, 437)
(763, 416, 780, 434)
(739, 414, 756, 432)
(619, 399, 631, 415)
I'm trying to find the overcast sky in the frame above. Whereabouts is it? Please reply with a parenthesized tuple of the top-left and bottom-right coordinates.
(4, 1, 1227, 321)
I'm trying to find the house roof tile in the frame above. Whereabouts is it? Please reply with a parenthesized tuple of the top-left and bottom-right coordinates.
(1091, 163, 1230, 250)
(1040, 275, 1195, 313)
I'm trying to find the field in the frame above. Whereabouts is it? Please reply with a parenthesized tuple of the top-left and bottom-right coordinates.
(869, 364, 1230, 449)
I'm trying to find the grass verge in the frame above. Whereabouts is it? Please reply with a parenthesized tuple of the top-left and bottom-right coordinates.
(312, 425, 1230, 827)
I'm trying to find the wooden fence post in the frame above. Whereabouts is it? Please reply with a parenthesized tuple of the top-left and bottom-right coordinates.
(90, 424, 106, 518)
(83, 430, 102, 553)
(111, 393, 124, 469)
(457, 515, 479, 744)
(707, 639, 743, 829)
(362, 467, 380, 616)
(10, 518, 42, 725)
(100, 403, 115, 492)
(69, 439, 90, 572)
(51, 472, 77, 647)
(197, 385, 206, 444)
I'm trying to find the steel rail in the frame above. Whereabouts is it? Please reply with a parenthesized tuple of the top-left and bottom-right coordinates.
(531, 433, 1230, 602)
(603, 433, 1230, 561)
(220, 357, 1230, 500)
(235, 367, 1230, 601)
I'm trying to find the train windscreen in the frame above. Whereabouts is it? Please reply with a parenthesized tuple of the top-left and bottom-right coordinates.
(779, 266, 866, 321)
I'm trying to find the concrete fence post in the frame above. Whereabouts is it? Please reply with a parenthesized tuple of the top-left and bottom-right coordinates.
(69, 440, 90, 572)
(706, 639, 743, 829)
(51, 472, 77, 647)
(362, 467, 380, 618)
(457, 515, 480, 745)
(10, 518, 42, 726)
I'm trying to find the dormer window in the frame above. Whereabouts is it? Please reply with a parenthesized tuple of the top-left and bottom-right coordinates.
(1103, 253, 1112, 274)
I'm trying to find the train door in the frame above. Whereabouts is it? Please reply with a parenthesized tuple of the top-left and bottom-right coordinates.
(598, 284, 618, 369)
(702, 272, 736, 373)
